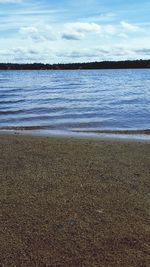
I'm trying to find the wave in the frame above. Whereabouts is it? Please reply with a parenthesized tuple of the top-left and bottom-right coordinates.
(0, 99, 24, 105)
(0, 69, 150, 140)
(0, 125, 53, 130)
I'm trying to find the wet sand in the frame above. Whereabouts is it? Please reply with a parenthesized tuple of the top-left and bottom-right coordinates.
(74, 129, 150, 135)
(0, 134, 150, 267)
(0, 126, 150, 135)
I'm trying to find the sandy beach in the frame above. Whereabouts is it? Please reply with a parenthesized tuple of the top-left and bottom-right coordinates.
(0, 134, 150, 267)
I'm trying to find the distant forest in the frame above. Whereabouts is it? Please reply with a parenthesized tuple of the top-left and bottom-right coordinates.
(0, 59, 150, 70)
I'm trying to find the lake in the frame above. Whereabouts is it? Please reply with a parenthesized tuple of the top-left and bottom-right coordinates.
(0, 69, 150, 139)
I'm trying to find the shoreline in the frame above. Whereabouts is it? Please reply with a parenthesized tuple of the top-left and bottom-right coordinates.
(0, 127, 150, 142)
(0, 133, 150, 266)
(73, 129, 150, 135)
(0, 59, 150, 70)
(0, 131, 150, 144)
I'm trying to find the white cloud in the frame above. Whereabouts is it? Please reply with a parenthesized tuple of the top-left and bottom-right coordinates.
(103, 25, 116, 35)
(62, 22, 118, 41)
(55, 46, 144, 62)
(120, 21, 140, 32)
(1, 43, 150, 64)
(56, 49, 105, 62)
(118, 33, 128, 38)
(84, 12, 116, 23)
(62, 32, 84, 40)
(19, 26, 56, 42)
(19, 26, 45, 42)
(62, 22, 104, 40)
(0, 46, 55, 63)
(134, 48, 150, 55)
(20, 26, 39, 36)
(65, 22, 101, 34)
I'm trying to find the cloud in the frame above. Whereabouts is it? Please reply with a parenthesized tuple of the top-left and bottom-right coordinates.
(19, 26, 45, 42)
(19, 26, 56, 42)
(63, 50, 99, 58)
(0, 46, 55, 63)
(20, 26, 39, 36)
(56, 47, 136, 62)
(1, 44, 150, 64)
(103, 25, 116, 35)
(62, 22, 118, 41)
(120, 21, 140, 32)
(84, 12, 116, 23)
(57, 48, 113, 62)
(118, 33, 128, 39)
(62, 32, 84, 40)
(134, 48, 150, 55)
(66, 22, 101, 33)
(62, 22, 101, 40)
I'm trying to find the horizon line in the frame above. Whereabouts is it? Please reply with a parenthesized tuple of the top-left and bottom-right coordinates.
(0, 59, 150, 65)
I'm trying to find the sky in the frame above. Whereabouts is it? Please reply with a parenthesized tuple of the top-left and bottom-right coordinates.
(0, 0, 150, 63)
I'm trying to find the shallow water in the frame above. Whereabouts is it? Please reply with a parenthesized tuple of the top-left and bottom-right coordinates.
(0, 69, 150, 139)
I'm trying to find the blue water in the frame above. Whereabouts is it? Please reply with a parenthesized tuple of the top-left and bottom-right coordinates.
(0, 69, 150, 139)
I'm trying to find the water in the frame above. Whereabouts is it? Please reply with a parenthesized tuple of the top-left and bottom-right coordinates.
(0, 69, 150, 139)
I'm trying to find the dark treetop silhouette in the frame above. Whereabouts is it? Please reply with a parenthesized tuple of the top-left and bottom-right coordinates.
(0, 59, 150, 70)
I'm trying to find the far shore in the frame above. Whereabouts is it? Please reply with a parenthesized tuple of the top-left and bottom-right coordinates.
(0, 59, 150, 70)
(0, 134, 150, 267)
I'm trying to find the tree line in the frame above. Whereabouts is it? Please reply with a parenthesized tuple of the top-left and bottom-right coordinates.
(0, 59, 149, 70)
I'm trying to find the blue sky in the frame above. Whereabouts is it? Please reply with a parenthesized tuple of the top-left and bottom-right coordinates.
(0, 0, 150, 63)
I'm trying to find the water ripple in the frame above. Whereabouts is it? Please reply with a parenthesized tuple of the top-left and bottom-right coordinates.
(0, 69, 150, 136)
